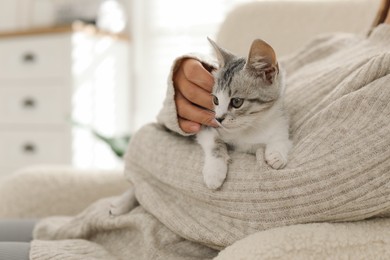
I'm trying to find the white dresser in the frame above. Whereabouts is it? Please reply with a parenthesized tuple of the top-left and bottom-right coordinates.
(0, 23, 130, 175)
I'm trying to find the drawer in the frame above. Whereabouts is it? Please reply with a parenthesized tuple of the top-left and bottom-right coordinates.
(0, 82, 71, 125)
(0, 34, 71, 79)
(0, 130, 71, 171)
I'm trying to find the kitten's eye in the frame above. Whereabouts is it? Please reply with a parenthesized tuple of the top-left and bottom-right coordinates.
(231, 98, 244, 108)
(213, 96, 219, 106)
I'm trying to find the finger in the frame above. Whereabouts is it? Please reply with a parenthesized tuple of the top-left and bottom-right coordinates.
(175, 92, 218, 127)
(182, 59, 215, 92)
(175, 71, 214, 111)
(178, 117, 201, 133)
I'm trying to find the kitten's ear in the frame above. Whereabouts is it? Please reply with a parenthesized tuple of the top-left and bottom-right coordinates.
(207, 37, 235, 68)
(245, 39, 279, 84)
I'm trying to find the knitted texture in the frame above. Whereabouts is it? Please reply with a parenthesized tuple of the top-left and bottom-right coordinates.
(32, 25, 390, 260)
(215, 218, 390, 260)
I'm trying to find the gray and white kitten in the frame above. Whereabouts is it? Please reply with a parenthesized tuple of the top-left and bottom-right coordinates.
(109, 38, 292, 215)
(197, 38, 292, 190)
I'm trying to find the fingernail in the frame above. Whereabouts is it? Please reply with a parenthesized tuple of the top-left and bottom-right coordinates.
(211, 119, 219, 127)
(190, 124, 200, 132)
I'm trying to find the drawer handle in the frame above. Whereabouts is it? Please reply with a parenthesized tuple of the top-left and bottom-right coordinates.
(22, 97, 36, 109)
(22, 52, 37, 63)
(22, 143, 37, 154)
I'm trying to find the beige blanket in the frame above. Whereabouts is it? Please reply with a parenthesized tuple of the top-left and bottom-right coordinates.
(32, 25, 390, 260)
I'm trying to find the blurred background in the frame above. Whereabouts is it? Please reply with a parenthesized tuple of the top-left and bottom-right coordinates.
(0, 0, 380, 174)
(0, 0, 250, 172)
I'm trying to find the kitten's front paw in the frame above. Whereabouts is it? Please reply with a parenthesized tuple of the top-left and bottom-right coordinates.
(109, 189, 137, 216)
(265, 150, 287, 169)
(109, 202, 131, 216)
(203, 158, 228, 190)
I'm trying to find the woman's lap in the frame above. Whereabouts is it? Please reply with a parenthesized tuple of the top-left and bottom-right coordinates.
(0, 220, 36, 260)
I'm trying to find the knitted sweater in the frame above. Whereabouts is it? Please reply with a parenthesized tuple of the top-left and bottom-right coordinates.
(31, 24, 390, 260)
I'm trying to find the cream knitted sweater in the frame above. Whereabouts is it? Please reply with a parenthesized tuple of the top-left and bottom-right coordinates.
(31, 25, 390, 260)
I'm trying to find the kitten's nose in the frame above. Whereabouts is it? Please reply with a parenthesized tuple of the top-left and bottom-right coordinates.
(216, 117, 225, 123)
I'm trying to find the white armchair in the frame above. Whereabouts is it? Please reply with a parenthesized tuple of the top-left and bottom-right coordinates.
(0, 165, 129, 218)
(217, 0, 380, 57)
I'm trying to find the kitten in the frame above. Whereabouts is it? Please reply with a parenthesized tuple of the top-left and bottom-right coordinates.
(197, 38, 292, 190)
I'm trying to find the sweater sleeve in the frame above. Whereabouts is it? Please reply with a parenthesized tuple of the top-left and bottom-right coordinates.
(156, 53, 218, 136)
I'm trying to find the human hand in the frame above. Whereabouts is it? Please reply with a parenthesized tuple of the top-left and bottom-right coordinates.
(173, 58, 218, 133)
